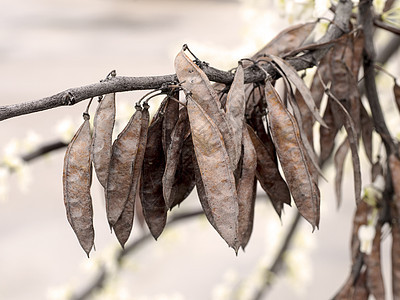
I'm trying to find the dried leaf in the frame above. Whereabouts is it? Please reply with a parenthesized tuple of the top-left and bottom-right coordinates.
(92, 93, 115, 188)
(63, 115, 94, 256)
(113, 104, 149, 247)
(187, 94, 239, 250)
(247, 124, 291, 216)
(265, 80, 320, 229)
(334, 139, 350, 208)
(106, 105, 142, 226)
(268, 54, 327, 128)
(226, 62, 245, 168)
(175, 50, 238, 169)
(163, 107, 190, 208)
(237, 127, 257, 249)
(141, 102, 168, 239)
(162, 91, 180, 154)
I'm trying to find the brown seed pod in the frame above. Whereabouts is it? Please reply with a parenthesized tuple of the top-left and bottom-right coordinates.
(187, 94, 239, 250)
(162, 91, 180, 155)
(168, 134, 196, 209)
(237, 126, 257, 249)
(106, 104, 142, 226)
(141, 102, 168, 239)
(392, 202, 400, 298)
(91, 93, 116, 188)
(175, 50, 238, 169)
(113, 104, 149, 247)
(364, 224, 385, 299)
(247, 124, 291, 216)
(226, 62, 245, 169)
(334, 139, 350, 208)
(253, 21, 316, 59)
(63, 113, 94, 256)
(264, 80, 320, 229)
(162, 107, 190, 208)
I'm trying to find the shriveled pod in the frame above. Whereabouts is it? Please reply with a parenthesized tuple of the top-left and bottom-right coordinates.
(106, 104, 143, 226)
(168, 135, 196, 209)
(237, 126, 257, 249)
(392, 202, 400, 298)
(162, 107, 190, 208)
(91, 93, 116, 188)
(162, 90, 180, 155)
(247, 124, 291, 216)
(225, 62, 245, 169)
(187, 94, 239, 250)
(264, 80, 320, 229)
(63, 112, 94, 256)
(174, 50, 238, 169)
(113, 103, 149, 247)
(141, 100, 168, 239)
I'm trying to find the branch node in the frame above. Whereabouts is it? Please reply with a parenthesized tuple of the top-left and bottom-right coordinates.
(64, 92, 75, 105)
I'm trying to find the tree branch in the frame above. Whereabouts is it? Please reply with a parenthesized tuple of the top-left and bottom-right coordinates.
(0, 0, 353, 122)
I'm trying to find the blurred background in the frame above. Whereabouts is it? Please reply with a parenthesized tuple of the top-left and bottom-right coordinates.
(1, 0, 399, 299)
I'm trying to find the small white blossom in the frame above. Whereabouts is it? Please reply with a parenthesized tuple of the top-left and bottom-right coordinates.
(358, 224, 376, 255)
(56, 118, 75, 143)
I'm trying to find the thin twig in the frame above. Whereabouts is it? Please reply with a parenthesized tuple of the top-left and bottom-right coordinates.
(0, 0, 353, 123)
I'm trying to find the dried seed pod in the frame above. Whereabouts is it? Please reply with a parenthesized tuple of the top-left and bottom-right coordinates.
(91, 93, 116, 188)
(268, 54, 327, 128)
(392, 202, 400, 298)
(168, 135, 196, 209)
(334, 139, 350, 207)
(113, 104, 149, 247)
(393, 82, 400, 116)
(175, 50, 238, 169)
(237, 127, 257, 249)
(141, 102, 168, 239)
(162, 91, 180, 154)
(225, 62, 245, 168)
(265, 80, 320, 229)
(163, 107, 190, 208)
(106, 104, 142, 226)
(360, 103, 373, 164)
(63, 113, 94, 256)
(187, 94, 239, 250)
(247, 124, 291, 216)
(364, 224, 385, 299)
(253, 21, 316, 59)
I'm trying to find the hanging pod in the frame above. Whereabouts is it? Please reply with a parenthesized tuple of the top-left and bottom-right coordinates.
(63, 108, 94, 257)
(91, 93, 116, 188)
(106, 103, 143, 227)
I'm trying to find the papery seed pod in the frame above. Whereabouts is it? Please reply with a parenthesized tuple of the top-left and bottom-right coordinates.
(141, 101, 168, 239)
(63, 113, 94, 256)
(113, 103, 149, 247)
(106, 104, 142, 226)
(225, 62, 245, 168)
(168, 135, 196, 209)
(265, 80, 320, 229)
(175, 50, 238, 169)
(247, 124, 291, 216)
(334, 139, 350, 208)
(91, 93, 115, 188)
(237, 126, 257, 249)
(162, 91, 180, 155)
(163, 107, 190, 208)
(187, 94, 239, 250)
